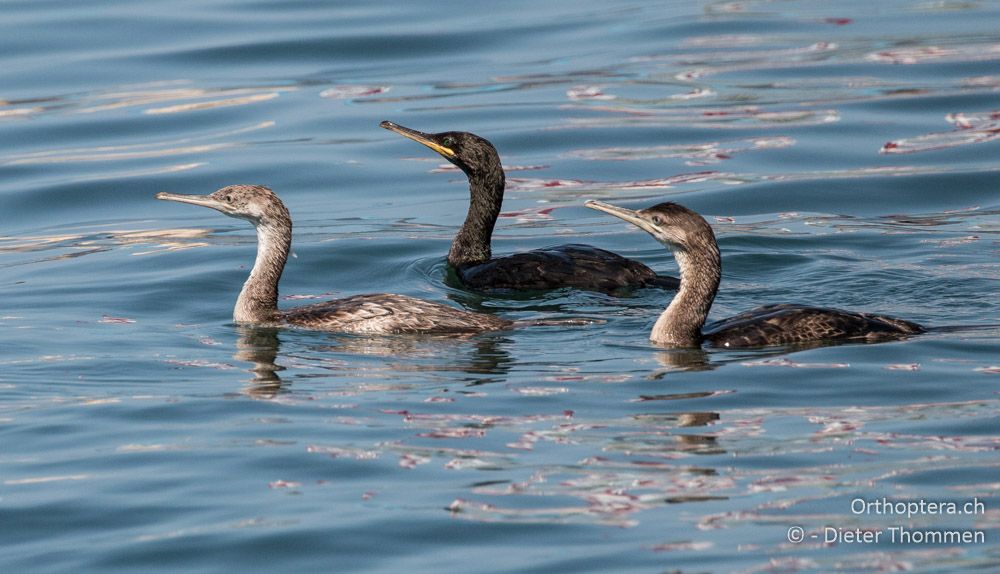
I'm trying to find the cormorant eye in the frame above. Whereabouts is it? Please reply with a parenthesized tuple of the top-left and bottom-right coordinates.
(442, 136, 456, 147)
(225, 195, 233, 203)
(651, 215, 663, 225)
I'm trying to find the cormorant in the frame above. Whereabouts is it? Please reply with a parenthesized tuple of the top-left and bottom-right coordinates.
(157, 185, 520, 334)
(380, 121, 680, 293)
(585, 200, 924, 348)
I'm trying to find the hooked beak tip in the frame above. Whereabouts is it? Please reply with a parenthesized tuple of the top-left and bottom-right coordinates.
(585, 199, 637, 217)
(154, 192, 226, 212)
(381, 121, 456, 158)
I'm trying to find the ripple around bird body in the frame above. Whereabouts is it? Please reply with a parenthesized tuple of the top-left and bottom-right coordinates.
(1, 1, 999, 573)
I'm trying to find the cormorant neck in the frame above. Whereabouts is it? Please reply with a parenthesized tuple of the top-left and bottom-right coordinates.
(448, 165, 504, 268)
(235, 219, 290, 324)
(651, 244, 721, 347)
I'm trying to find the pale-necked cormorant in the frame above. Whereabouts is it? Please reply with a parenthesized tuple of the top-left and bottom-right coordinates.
(380, 120, 680, 293)
(585, 200, 924, 348)
(156, 185, 518, 334)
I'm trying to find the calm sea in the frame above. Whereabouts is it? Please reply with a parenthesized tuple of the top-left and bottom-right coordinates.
(1, 1, 997, 572)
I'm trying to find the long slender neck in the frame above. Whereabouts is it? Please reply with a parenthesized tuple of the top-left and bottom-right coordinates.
(651, 245, 721, 347)
(448, 165, 504, 268)
(235, 220, 291, 324)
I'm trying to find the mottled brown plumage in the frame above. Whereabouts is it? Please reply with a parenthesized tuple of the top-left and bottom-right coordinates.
(380, 121, 679, 293)
(585, 200, 924, 348)
(280, 293, 510, 334)
(156, 185, 511, 334)
(703, 304, 923, 347)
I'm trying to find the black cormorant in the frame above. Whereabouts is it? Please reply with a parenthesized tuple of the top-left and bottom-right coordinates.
(380, 121, 680, 293)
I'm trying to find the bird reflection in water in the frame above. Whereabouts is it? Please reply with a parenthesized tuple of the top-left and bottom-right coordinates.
(234, 325, 284, 398)
(650, 348, 714, 377)
(608, 423, 724, 457)
(233, 326, 516, 397)
(648, 338, 886, 379)
(309, 333, 515, 386)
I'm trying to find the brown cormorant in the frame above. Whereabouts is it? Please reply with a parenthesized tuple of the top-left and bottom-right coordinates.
(585, 200, 924, 348)
(156, 185, 521, 334)
(380, 121, 680, 293)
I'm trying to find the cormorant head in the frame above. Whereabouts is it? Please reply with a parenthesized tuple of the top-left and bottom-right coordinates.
(380, 120, 501, 177)
(156, 184, 290, 227)
(585, 200, 715, 253)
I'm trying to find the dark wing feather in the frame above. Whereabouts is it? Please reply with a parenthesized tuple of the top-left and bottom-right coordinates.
(282, 294, 511, 334)
(704, 304, 923, 348)
(457, 244, 678, 292)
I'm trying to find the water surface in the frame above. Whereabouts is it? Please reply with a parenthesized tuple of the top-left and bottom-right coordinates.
(2, 1, 998, 572)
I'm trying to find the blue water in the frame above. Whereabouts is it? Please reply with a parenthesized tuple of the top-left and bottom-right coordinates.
(2, 1, 998, 572)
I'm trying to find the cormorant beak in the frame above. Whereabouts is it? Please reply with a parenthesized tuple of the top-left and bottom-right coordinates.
(380, 120, 457, 159)
(585, 200, 659, 236)
(587, 200, 684, 249)
(156, 192, 228, 213)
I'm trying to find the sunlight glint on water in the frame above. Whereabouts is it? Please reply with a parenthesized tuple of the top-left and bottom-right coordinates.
(1, 1, 998, 572)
